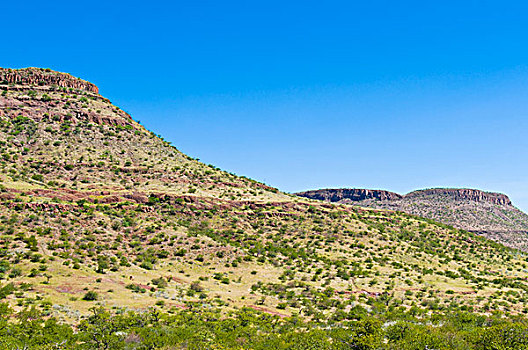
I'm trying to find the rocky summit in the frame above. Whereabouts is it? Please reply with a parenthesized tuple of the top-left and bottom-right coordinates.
(296, 187, 528, 251)
(1, 68, 528, 348)
(0, 67, 99, 93)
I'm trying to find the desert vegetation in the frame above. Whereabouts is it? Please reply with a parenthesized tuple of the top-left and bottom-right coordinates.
(0, 68, 528, 348)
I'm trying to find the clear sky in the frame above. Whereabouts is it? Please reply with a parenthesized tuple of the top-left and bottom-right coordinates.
(2, 1, 528, 210)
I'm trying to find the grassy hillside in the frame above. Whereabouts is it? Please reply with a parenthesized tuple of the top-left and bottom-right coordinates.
(1, 68, 528, 348)
(297, 188, 528, 252)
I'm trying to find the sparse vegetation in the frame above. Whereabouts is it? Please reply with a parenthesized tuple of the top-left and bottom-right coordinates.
(0, 67, 528, 348)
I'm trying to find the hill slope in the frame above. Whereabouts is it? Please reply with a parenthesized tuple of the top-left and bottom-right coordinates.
(296, 188, 528, 251)
(1, 68, 528, 328)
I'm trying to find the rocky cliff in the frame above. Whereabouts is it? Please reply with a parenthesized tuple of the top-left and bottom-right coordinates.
(296, 188, 402, 202)
(406, 188, 512, 205)
(296, 188, 513, 206)
(0, 68, 136, 127)
(0, 67, 99, 93)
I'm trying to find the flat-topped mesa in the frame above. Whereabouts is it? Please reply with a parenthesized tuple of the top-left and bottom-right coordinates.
(296, 188, 403, 202)
(0, 67, 140, 128)
(405, 188, 512, 206)
(0, 67, 99, 94)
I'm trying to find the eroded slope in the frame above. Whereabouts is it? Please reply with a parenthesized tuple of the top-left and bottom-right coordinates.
(297, 188, 528, 251)
(0, 68, 527, 324)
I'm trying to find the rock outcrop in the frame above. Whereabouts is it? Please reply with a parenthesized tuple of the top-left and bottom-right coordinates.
(0, 68, 138, 128)
(296, 188, 512, 206)
(406, 188, 512, 205)
(296, 188, 402, 203)
(0, 67, 99, 93)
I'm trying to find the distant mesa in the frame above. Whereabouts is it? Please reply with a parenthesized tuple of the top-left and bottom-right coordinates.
(295, 187, 512, 206)
(296, 188, 402, 203)
(295, 187, 528, 252)
(405, 188, 512, 206)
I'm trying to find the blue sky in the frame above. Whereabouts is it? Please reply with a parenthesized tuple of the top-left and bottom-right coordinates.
(2, 1, 528, 210)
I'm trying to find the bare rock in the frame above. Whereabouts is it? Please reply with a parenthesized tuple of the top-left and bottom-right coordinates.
(0, 67, 98, 93)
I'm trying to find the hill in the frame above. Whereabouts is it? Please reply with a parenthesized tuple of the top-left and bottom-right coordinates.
(296, 188, 528, 251)
(1, 68, 528, 348)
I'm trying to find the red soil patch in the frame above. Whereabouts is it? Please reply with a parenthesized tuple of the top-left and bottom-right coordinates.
(248, 305, 288, 318)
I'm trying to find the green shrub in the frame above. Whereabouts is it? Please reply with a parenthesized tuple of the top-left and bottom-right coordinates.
(82, 291, 98, 301)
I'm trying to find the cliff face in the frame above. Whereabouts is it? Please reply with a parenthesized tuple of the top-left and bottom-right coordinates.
(406, 188, 512, 206)
(296, 188, 512, 206)
(296, 188, 402, 202)
(0, 68, 137, 127)
(0, 67, 99, 93)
